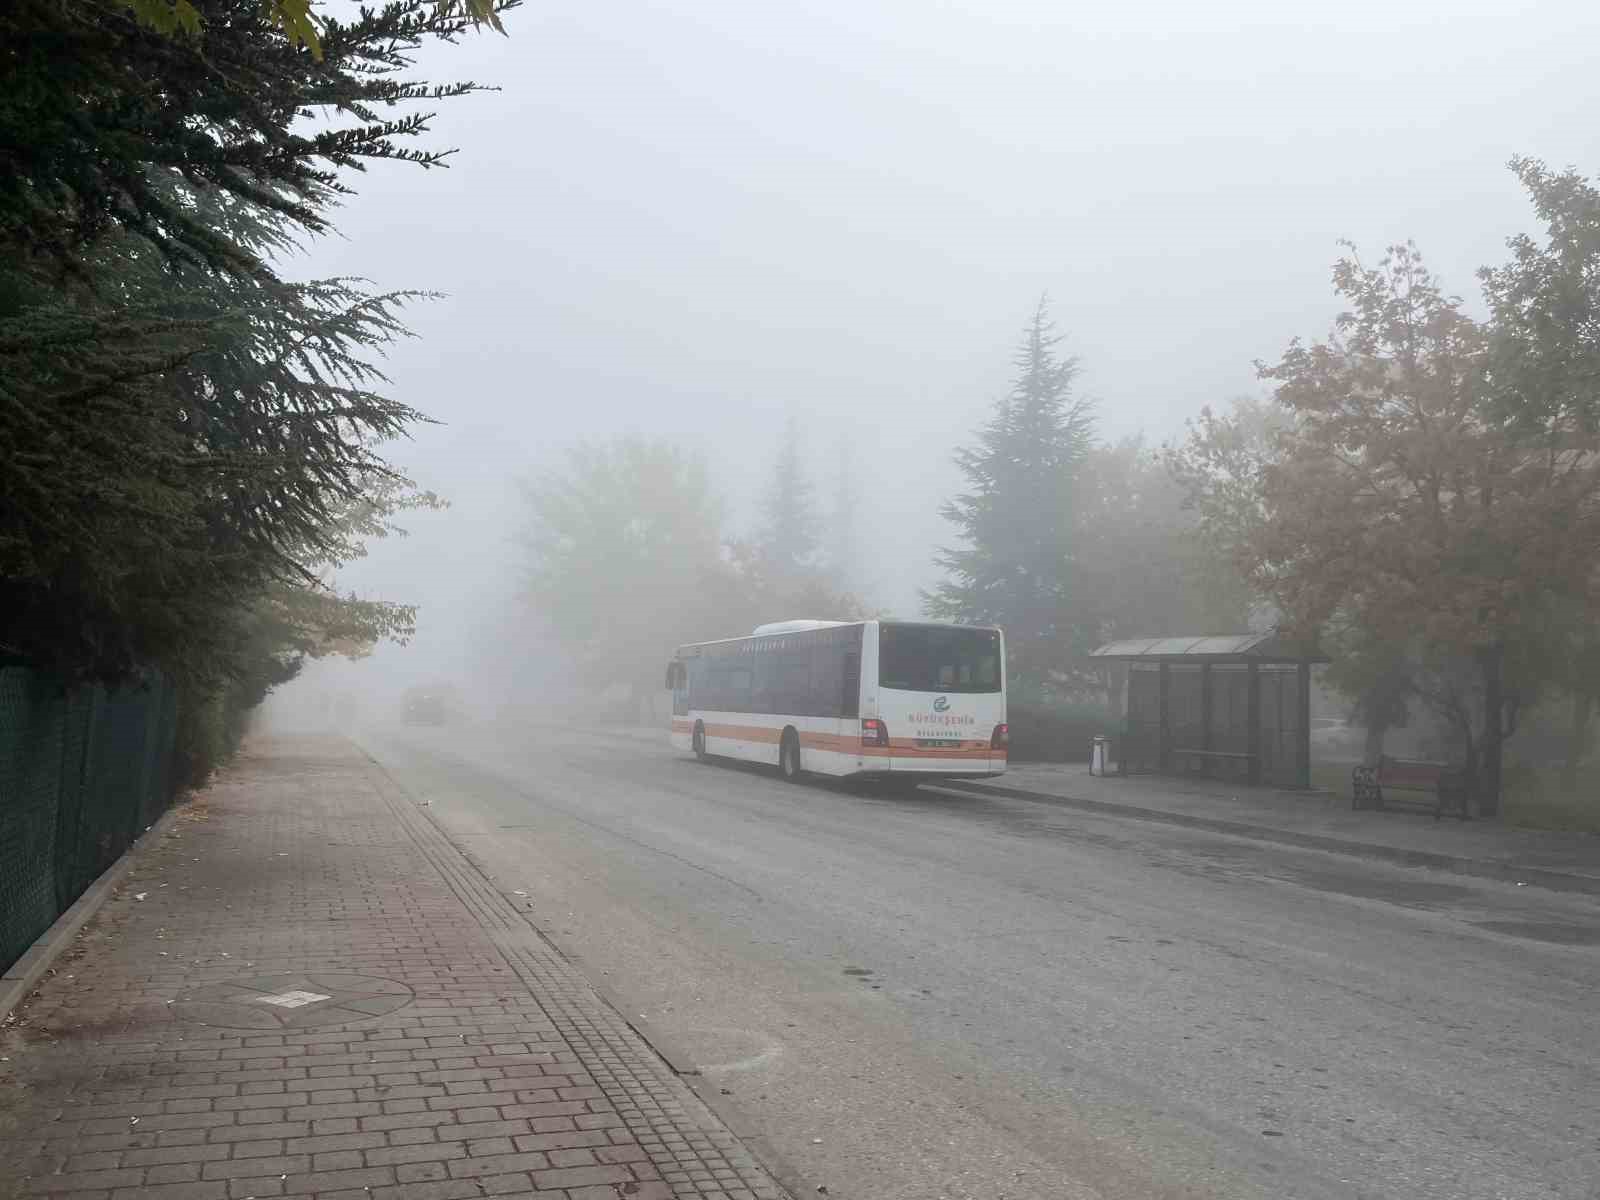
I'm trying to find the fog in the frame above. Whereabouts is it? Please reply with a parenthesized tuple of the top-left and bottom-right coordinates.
(267, 0, 1600, 718)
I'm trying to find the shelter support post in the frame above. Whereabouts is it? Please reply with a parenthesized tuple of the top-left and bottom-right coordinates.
(1297, 661, 1312, 790)
(1247, 661, 1261, 786)
(1118, 666, 1130, 776)
(1158, 662, 1170, 772)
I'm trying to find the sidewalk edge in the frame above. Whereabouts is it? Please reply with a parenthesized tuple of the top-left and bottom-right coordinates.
(521, 939, 815, 1200)
(1, 801, 188, 1020)
(356, 744, 812, 1200)
(938, 779, 1600, 896)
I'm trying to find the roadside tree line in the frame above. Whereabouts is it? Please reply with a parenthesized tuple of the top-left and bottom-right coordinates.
(2, 0, 511, 779)
(520, 422, 867, 712)
(522, 160, 1600, 816)
(518, 301, 1251, 730)
(1172, 160, 1600, 816)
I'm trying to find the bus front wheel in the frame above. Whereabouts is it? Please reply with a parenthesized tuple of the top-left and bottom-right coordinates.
(779, 729, 802, 782)
(693, 722, 708, 762)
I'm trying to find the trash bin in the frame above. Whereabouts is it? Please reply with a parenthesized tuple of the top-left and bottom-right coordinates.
(1089, 735, 1110, 776)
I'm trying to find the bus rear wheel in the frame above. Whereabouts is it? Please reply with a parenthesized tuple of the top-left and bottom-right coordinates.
(779, 729, 802, 782)
(692, 722, 708, 761)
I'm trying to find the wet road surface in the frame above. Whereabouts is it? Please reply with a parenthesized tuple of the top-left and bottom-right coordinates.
(357, 723, 1600, 1200)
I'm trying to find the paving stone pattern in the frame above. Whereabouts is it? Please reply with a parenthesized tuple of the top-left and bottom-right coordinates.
(0, 739, 786, 1200)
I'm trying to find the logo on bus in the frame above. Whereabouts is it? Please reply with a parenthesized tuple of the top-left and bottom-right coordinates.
(911, 700, 972, 729)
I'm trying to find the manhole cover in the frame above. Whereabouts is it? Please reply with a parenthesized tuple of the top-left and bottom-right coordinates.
(172, 973, 413, 1029)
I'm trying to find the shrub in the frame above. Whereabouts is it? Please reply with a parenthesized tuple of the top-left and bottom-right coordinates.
(1008, 701, 1120, 763)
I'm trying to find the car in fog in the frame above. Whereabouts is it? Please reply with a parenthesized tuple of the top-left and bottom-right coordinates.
(401, 684, 459, 726)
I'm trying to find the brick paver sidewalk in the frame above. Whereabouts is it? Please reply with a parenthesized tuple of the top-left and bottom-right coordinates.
(0, 737, 787, 1200)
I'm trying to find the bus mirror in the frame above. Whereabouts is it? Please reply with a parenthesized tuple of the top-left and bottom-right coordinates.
(665, 664, 676, 690)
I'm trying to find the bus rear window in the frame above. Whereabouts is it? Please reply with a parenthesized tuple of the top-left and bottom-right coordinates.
(878, 625, 1001, 694)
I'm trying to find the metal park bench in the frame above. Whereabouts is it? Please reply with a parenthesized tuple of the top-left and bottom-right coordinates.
(1351, 756, 1469, 821)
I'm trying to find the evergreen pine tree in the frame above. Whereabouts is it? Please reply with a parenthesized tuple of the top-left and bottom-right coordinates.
(1, 0, 514, 276)
(0, 192, 435, 684)
(759, 416, 821, 582)
(924, 297, 1095, 699)
(0, 0, 504, 775)
(0, 1, 496, 688)
(826, 438, 861, 595)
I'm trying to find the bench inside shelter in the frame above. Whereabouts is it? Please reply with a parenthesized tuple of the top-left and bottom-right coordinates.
(1172, 748, 1257, 781)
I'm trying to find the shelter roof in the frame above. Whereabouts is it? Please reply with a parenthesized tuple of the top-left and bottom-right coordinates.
(1089, 631, 1327, 663)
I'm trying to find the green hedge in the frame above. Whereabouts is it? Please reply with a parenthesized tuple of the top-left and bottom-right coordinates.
(1009, 701, 1120, 763)
(171, 677, 266, 792)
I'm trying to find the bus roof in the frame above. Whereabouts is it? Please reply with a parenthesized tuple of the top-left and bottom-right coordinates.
(750, 619, 846, 636)
(672, 618, 1001, 657)
(675, 621, 864, 655)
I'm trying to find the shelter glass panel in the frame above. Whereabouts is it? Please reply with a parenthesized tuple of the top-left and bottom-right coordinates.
(1168, 665, 1204, 753)
(1257, 664, 1302, 787)
(1123, 664, 1162, 773)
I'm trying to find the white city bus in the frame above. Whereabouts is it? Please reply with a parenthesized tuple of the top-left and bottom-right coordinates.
(665, 620, 1007, 781)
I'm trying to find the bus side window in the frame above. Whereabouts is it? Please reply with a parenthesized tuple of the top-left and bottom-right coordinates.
(841, 650, 860, 718)
(774, 651, 807, 714)
(730, 665, 754, 711)
(752, 642, 776, 714)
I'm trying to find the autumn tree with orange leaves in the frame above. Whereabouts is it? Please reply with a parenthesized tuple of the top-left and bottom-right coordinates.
(1174, 160, 1600, 815)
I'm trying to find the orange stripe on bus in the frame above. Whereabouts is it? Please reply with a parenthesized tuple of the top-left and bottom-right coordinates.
(673, 719, 1005, 760)
(704, 723, 782, 744)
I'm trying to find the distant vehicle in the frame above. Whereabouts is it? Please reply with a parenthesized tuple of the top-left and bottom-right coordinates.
(665, 620, 1008, 782)
(401, 684, 458, 726)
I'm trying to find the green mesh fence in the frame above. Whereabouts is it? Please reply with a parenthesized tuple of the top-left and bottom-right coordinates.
(0, 667, 179, 976)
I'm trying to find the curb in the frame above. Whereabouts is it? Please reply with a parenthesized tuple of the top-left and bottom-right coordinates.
(1, 801, 188, 1021)
(456, 872, 813, 1200)
(588, 978, 817, 1200)
(489, 725, 1600, 898)
(356, 743, 812, 1200)
(935, 779, 1600, 897)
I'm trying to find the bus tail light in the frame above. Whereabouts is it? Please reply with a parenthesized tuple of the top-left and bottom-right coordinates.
(991, 723, 1009, 750)
(861, 718, 889, 747)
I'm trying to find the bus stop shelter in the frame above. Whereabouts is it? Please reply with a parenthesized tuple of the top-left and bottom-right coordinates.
(1090, 633, 1328, 790)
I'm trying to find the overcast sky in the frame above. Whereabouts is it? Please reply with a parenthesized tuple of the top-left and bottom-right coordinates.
(296, 0, 1600, 696)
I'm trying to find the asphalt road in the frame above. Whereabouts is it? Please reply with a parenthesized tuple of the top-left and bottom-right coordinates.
(356, 722, 1600, 1200)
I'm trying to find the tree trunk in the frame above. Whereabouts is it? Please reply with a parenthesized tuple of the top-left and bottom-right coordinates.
(1479, 645, 1504, 818)
(1363, 722, 1387, 767)
(1460, 732, 1480, 815)
(1443, 687, 1479, 816)
(1563, 690, 1592, 792)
